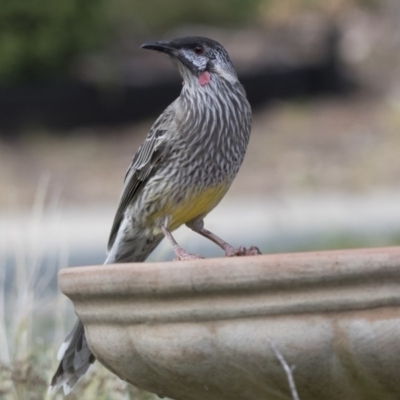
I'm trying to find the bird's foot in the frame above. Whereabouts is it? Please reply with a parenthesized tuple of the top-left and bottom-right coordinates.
(244, 245, 262, 256)
(173, 247, 204, 261)
(224, 245, 262, 257)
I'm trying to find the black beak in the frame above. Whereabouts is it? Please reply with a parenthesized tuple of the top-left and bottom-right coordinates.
(141, 40, 197, 73)
(140, 41, 178, 57)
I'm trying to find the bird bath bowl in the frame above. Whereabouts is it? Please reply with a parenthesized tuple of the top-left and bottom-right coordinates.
(59, 247, 400, 400)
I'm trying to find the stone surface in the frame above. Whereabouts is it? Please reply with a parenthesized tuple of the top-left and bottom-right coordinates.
(59, 247, 400, 400)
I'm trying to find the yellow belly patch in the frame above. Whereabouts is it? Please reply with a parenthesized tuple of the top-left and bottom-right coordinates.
(152, 183, 229, 232)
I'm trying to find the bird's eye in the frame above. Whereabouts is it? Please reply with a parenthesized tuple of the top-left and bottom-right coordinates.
(194, 46, 204, 55)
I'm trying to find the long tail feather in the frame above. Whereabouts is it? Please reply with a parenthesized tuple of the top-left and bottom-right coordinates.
(49, 320, 95, 395)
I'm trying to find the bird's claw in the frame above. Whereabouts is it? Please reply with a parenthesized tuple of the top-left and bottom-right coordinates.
(225, 245, 261, 257)
(245, 245, 262, 256)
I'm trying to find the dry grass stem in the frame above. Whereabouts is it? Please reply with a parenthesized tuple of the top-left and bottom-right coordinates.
(267, 337, 300, 400)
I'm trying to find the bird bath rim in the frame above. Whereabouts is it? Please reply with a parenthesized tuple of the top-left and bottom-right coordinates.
(59, 247, 400, 321)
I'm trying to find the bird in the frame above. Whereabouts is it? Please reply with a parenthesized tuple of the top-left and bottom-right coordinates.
(49, 36, 260, 395)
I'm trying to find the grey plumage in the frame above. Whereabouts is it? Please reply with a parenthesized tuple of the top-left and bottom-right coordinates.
(50, 36, 254, 394)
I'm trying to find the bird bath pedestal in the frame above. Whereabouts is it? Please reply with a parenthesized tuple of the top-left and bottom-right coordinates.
(59, 247, 400, 400)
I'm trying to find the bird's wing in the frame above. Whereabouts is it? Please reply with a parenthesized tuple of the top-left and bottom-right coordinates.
(107, 106, 174, 251)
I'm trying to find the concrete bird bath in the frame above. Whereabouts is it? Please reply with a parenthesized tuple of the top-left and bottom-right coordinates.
(59, 247, 400, 400)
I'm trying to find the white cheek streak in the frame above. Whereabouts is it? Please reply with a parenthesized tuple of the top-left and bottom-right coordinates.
(213, 66, 237, 84)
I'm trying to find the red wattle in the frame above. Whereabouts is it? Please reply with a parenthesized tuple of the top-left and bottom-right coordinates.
(198, 71, 211, 86)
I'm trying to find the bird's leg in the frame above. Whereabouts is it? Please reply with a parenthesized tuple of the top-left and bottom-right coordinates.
(187, 220, 261, 257)
(160, 225, 204, 261)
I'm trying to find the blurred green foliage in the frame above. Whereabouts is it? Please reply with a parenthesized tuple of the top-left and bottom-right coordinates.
(0, 0, 260, 84)
(0, 0, 109, 84)
(0, 0, 382, 84)
(112, 0, 260, 30)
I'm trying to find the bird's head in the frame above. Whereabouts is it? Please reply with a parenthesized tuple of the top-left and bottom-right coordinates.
(141, 36, 238, 87)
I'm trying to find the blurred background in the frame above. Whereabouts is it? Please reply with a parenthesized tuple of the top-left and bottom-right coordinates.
(1, 0, 400, 398)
